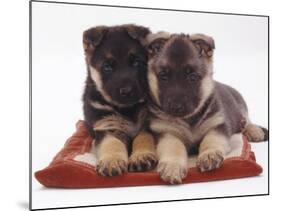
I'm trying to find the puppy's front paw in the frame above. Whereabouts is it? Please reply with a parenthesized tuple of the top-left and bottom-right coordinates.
(157, 160, 188, 184)
(196, 149, 224, 172)
(128, 151, 158, 172)
(96, 156, 127, 177)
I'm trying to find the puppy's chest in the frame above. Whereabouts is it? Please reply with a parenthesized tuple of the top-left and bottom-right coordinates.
(149, 112, 223, 144)
(119, 107, 147, 136)
(94, 106, 147, 138)
(150, 118, 201, 143)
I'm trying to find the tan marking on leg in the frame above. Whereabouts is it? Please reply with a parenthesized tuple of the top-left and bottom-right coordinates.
(156, 134, 188, 184)
(128, 131, 158, 172)
(95, 134, 128, 176)
(197, 130, 230, 172)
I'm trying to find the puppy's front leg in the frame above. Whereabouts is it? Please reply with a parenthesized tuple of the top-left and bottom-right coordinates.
(156, 133, 188, 184)
(197, 129, 230, 172)
(129, 131, 158, 172)
(96, 134, 128, 176)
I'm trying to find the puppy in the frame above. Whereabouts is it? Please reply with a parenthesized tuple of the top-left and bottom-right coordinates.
(82, 24, 157, 177)
(146, 32, 268, 184)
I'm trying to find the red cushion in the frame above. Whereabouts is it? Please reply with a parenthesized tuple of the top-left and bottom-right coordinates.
(35, 120, 263, 188)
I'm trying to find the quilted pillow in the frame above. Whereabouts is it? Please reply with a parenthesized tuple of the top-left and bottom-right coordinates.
(35, 120, 262, 188)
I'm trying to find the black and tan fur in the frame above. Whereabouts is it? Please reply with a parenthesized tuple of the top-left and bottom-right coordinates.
(146, 32, 268, 184)
(82, 24, 157, 176)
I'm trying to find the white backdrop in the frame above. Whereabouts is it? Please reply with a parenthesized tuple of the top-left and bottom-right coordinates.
(31, 1, 268, 210)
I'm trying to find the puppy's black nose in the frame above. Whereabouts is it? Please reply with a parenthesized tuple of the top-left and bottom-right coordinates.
(119, 86, 133, 97)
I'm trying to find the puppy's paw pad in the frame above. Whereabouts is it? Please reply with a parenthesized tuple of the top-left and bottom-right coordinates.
(157, 161, 188, 184)
(96, 157, 127, 177)
(197, 149, 224, 172)
(128, 151, 158, 172)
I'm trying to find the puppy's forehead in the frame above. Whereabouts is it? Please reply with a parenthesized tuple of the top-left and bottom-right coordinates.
(101, 29, 141, 57)
(162, 36, 197, 67)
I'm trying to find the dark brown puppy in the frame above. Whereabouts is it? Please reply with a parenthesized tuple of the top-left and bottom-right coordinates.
(82, 25, 157, 177)
(146, 32, 268, 184)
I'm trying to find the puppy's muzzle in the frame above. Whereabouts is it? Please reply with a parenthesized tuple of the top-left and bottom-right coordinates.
(164, 99, 187, 117)
(170, 102, 186, 115)
(119, 85, 133, 97)
(119, 85, 134, 98)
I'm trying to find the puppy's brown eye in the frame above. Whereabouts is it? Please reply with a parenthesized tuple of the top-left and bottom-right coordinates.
(130, 53, 145, 69)
(184, 68, 200, 81)
(189, 72, 200, 81)
(102, 62, 114, 74)
(158, 70, 169, 81)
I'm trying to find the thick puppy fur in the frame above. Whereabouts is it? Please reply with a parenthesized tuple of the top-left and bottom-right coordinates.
(82, 24, 157, 176)
(146, 32, 268, 184)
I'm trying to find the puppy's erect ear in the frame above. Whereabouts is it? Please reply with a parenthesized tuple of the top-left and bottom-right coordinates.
(83, 26, 107, 52)
(146, 32, 170, 58)
(124, 24, 150, 45)
(190, 34, 215, 57)
(147, 38, 167, 57)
